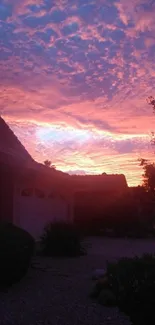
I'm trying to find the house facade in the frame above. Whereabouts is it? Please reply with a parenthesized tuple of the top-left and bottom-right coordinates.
(13, 165, 74, 239)
(0, 116, 73, 240)
(0, 116, 129, 239)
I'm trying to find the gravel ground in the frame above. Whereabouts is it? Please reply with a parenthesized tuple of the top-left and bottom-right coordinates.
(87, 236, 155, 258)
(1, 236, 153, 325)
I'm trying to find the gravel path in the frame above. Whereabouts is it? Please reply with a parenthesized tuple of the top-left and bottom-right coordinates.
(1, 237, 150, 325)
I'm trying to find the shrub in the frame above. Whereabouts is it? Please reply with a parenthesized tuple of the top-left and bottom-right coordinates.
(90, 276, 111, 299)
(0, 222, 35, 288)
(40, 222, 86, 257)
(107, 255, 155, 324)
(90, 254, 155, 325)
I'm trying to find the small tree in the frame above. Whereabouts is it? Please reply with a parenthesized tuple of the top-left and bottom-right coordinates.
(146, 96, 155, 110)
(140, 97, 155, 192)
(147, 96, 155, 146)
(138, 159, 155, 234)
(139, 158, 155, 194)
(44, 160, 56, 169)
(44, 160, 52, 168)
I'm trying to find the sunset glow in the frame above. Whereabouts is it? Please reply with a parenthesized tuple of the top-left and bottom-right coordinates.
(1, 0, 155, 186)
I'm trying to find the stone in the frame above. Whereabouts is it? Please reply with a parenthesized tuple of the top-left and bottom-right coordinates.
(92, 269, 107, 280)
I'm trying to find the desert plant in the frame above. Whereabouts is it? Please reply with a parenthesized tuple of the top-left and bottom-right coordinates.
(0, 222, 35, 288)
(40, 222, 86, 257)
(90, 254, 155, 325)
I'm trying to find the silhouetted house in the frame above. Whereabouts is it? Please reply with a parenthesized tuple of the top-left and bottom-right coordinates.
(72, 174, 128, 224)
(72, 174, 127, 193)
(0, 116, 73, 239)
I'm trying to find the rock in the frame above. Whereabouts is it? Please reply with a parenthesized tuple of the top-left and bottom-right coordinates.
(97, 276, 109, 286)
(97, 289, 117, 307)
(92, 269, 107, 280)
(90, 276, 109, 299)
(89, 284, 101, 299)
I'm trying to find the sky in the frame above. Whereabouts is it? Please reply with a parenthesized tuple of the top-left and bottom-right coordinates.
(1, 0, 155, 186)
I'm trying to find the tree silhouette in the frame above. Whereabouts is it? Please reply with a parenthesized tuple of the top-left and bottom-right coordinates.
(139, 97, 155, 192)
(146, 96, 155, 110)
(139, 158, 155, 194)
(44, 160, 52, 167)
(44, 160, 56, 169)
(146, 97, 155, 146)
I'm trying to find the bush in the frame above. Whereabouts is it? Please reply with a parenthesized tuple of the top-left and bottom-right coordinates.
(90, 254, 155, 325)
(0, 222, 35, 288)
(40, 222, 86, 257)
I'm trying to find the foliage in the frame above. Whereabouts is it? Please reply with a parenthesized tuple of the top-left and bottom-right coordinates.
(142, 96, 155, 190)
(40, 222, 86, 257)
(44, 160, 56, 169)
(90, 254, 155, 325)
(139, 158, 155, 194)
(146, 96, 155, 111)
(0, 222, 35, 289)
(44, 160, 52, 167)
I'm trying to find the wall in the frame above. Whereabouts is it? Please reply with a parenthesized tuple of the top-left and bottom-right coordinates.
(70, 174, 128, 192)
(0, 165, 14, 223)
(13, 186, 70, 240)
(74, 189, 125, 224)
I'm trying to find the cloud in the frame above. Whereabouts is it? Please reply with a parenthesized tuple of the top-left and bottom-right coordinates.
(3, 0, 44, 16)
(0, 0, 155, 186)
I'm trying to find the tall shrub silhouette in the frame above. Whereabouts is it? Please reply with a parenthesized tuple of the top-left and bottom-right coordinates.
(40, 222, 86, 257)
(0, 222, 35, 288)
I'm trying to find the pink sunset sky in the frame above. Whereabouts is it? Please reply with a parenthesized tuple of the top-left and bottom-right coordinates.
(1, 0, 155, 186)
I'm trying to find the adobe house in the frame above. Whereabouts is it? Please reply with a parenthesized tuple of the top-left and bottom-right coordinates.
(0, 116, 74, 240)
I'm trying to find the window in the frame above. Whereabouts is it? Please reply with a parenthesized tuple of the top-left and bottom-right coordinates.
(35, 188, 45, 198)
(21, 188, 33, 197)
